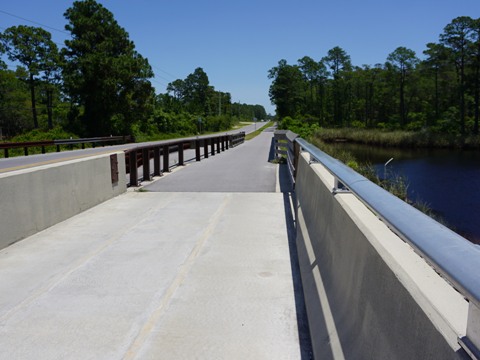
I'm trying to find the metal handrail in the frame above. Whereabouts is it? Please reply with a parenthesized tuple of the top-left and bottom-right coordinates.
(1, 135, 132, 157)
(53, 135, 131, 145)
(0, 135, 131, 148)
(0, 140, 54, 149)
(274, 130, 299, 184)
(295, 137, 480, 312)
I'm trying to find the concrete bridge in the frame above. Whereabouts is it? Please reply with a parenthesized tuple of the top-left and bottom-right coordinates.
(0, 124, 479, 359)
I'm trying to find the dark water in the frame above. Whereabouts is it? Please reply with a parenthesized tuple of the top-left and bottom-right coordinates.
(330, 143, 480, 244)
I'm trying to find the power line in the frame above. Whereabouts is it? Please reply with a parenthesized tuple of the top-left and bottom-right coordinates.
(151, 64, 178, 80)
(0, 23, 67, 48)
(0, 9, 184, 92)
(150, 78, 168, 87)
(0, 9, 69, 35)
(155, 73, 173, 82)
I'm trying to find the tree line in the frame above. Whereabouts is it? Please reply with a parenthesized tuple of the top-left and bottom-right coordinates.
(0, 0, 266, 139)
(146, 67, 267, 137)
(268, 16, 480, 136)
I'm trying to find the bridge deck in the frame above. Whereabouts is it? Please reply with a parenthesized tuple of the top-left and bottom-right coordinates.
(0, 130, 310, 359)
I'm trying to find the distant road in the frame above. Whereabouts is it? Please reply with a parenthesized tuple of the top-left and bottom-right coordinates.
(0, 121, 268, 174)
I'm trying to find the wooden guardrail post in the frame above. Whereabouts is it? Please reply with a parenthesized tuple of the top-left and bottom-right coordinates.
(142, 148, 151, 181)
(153, 147, 161, 176)
(204, 139, 209, 159)
(129, 149, 138, 186)
(178, 142, 184, 166)
(123, 131, 245, 187)
(162, 145, 169, 172)
(195, 140, 201, 161)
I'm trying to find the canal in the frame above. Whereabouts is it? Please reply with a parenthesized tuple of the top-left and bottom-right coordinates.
(330, 143, 480, 245)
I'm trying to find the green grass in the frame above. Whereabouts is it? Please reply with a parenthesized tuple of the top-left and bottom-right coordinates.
(312, 127, 480, 149)
(244, 121, 274, 141)
(231, 121, 253, 129)
(133, 121, 257, 143)
(313, 138, 407, 204)
(132, 132, 196, 143)
(310, 136, 453, 227)
(0, 127, 83, 158)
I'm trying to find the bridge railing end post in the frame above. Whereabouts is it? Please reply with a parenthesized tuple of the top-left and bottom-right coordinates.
(460, 302, 480, 359)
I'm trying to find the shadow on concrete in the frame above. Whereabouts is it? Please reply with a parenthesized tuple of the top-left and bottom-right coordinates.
(279, 163, 313, 359)
(268, 138, 276, 162)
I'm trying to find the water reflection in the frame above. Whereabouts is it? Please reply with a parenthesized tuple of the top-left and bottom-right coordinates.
(330, 143, 480, 244)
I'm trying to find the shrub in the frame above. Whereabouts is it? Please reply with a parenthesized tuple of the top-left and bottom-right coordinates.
(351, 120, 366, 129)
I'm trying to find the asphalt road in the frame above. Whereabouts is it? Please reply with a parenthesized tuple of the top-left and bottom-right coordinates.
(0, 121, 269, 174)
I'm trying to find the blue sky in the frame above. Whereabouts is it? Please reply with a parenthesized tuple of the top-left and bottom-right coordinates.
(1, 1, 479, 114)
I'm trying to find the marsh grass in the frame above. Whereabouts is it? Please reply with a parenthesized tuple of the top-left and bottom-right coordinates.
(313, 128, 480, 149)
(310, 137, 453, 226)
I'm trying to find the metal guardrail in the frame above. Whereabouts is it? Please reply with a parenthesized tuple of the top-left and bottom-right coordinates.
(0, 135, 132, 158)
(126, 132, 245, 187)
(274, 130, 480, 358)
(273, 130, 299, 184)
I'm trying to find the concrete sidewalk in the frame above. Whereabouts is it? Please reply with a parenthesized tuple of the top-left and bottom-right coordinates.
(0, 130, 310, 359)
(143, 129, 279, 192)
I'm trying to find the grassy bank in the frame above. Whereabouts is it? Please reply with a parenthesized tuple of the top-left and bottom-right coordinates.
(276, 118, 452, 226)
(311, 139, 408, 200)
(0, 127, 83, 158)
(313, 128, 480, 149)
(311, 137, 448, 225)
(244, 121, 274, 140)
(0, 121, 257, 158)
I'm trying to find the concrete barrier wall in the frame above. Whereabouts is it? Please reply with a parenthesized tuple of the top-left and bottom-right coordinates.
(0, 152, 126, 250)
(295, 152, 469, 360)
